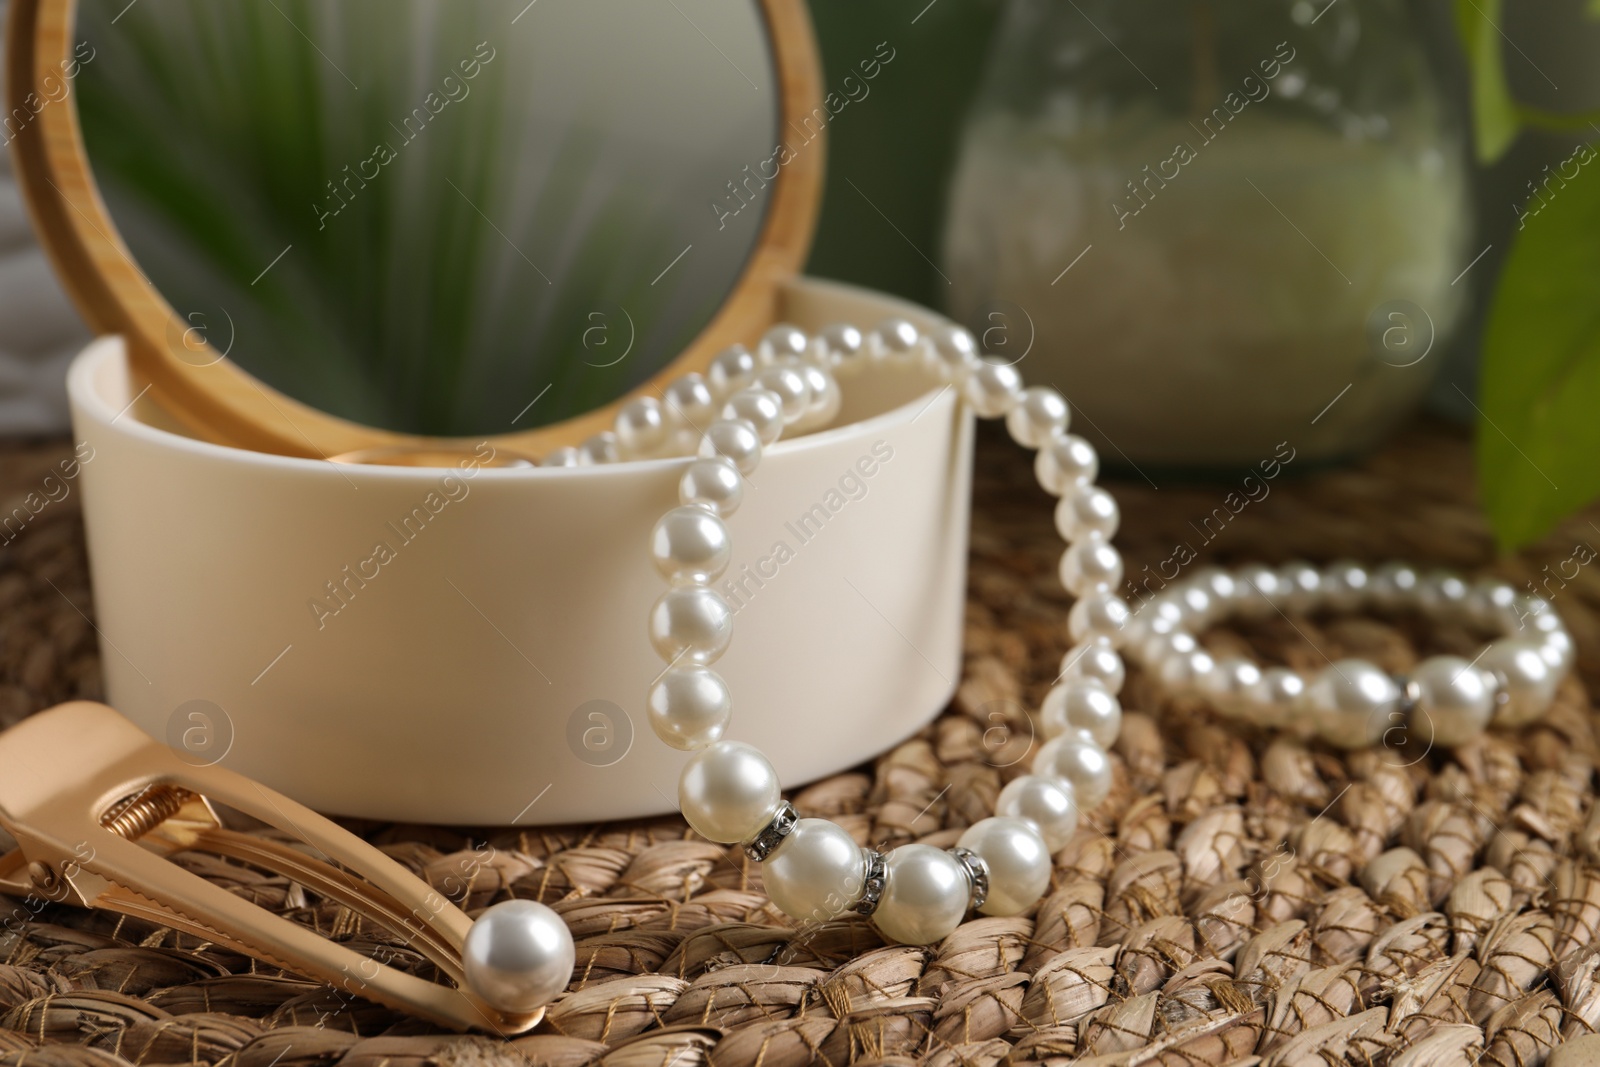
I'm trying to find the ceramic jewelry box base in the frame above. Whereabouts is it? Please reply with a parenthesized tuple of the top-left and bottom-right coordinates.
(66, 277, 973, 825)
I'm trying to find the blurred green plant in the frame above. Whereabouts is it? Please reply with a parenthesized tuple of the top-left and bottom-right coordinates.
(1459, 0, 1600, 550)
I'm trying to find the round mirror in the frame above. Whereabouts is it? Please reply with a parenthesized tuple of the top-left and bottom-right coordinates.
(10, 0, 821, 451)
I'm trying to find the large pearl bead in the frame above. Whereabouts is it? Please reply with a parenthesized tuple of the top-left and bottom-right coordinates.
(1067, 591, 1131, 646)
(1041, 679, 1121, 748)
(762, 818, 865, 922)
(823, 322, 866, 361)
(646, 667, 732, 750)
(1408, 654, 1492, 747)
(965, 360, 1023, 418)
(1304, 659, 1400, 749)
(1034, 734, 1113, 810)
(1541, 629, 1576, 673)
(957, 817, 1051, 916)
(1055, 485, 1120, 542)
(678, 741, 782, 844)
(1058, 640, 1125, 695)
(698, 419, 763, 474)
(663, 374, 716, 430)
(679, 457, 744, 516)
(650, 506, 732, 585)
(1480, 639, 1559, 726)
(995, 774, 1080, 851)
(723, 388, 786, 444)
(760, 323, 810, 362)
(873, 844, 970, 945)
(708, 344, 758, 398)
(615, 397, 667, 456)
(1242, 667, 1306, 729)
(876, 318, 921, 355)
(648, 586, 732, 665)
(1035, 434, 1098, 496)
(1059, 537, 1123, 596)
(1004, 387, 1069, 449)
(461, 899, 575, 1015)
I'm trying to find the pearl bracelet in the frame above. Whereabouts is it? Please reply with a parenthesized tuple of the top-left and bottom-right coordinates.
(1126, 563, 1573, 749)
(639, 319, 1131, 946)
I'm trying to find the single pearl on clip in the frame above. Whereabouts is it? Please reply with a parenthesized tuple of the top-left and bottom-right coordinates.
(461, 899, 575, 1015)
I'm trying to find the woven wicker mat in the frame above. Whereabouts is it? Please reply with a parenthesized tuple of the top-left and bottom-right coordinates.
(1, 421, 1598, 1067)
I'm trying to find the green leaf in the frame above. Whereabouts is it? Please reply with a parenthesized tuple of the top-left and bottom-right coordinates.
(1454, 0, 1521, 163)
(1477, 141, 1600, 551)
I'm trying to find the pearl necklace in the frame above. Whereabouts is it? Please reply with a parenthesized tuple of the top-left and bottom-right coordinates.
(457, 318, 1574, 1017)
(1125, 563, 1571, 749)
(634, 319, 1128, 948)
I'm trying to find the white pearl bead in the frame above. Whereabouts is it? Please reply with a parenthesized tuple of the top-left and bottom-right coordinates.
(1323, 561, 1370, 612)
(698, 419, 763, 474)
(1408, 654, 1492, 747)
(722, 388, 786, 445)
(1480, 639, 1559, 726)
(1189, 567, 1238, 605)
(822, 322, 865, 361)
(648, 586, 732, 665)
(995, 774, 1080, 851)
(1058, 537, 1123, 596)
(1034, 733, 1113, 810)
(1137, 629, 1198, 669)
(1514, 600, 1567, 638)
(762, 818, 865, 922)
(1304, 659, 1400, 749)
(679, 457, 744, 516)
(1368, 562, 1420, 612)
(580, 432, 619, 465)
(1067, 591, 1131, 646)
(1541, 629, 1575, 673)
(650, 506, 732, 584)
(1156, 647, 1217, 696)
(1417, 571, 1470, 618)
(1174, 584, 1212, 623)
(541, 446, 583, 468)
(965, 360, 1023, 418)
(876, 318, 921, 355)
(1034, 434, 1099, 496)
(461, 899, 575, 1014)
(1234, 564, 1285, 618)
(1241, 662, 1305, 729)
(957, 817, 1051, 917)
(760, 323, 809, 363)
(1277, 561, 1322, 613)
(1004, 387, 1070, 449)
(1467, 578, 1518, 629)
(798, 363, 840, 425)
(927, 325, 977, 380)
(1054, 485, 1119, 542)
(663, 373, 716, 431)
(646, 667, 732, 750)
(755, 366, 811, 423)
(1242, 666, 1306, 729)
(1199, 657, 1263, 716)
(615, 397, 667, 456)
(678, 740, 782, 844)
(708, 345, 758, 399)
(873, 844, 970, 945)
(1041, 678, 1121, 748)
(1058, 640, 1125, 694)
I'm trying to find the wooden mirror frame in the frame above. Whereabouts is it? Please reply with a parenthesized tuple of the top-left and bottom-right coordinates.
(6, 0, 824, 459)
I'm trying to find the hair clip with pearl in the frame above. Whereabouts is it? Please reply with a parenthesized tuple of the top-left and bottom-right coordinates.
(0, 701, 574, 1033)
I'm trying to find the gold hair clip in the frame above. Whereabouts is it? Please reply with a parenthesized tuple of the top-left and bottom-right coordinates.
(0, 701, 542, 1034)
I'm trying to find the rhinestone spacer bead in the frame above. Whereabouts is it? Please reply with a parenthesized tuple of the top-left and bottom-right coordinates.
(743, 801, 798, 862)
(950, 846, 990, 911)
(853, 849, 888, 916)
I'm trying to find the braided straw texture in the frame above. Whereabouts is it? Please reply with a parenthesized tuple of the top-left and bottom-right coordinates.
(1, 423, 1599, 1067)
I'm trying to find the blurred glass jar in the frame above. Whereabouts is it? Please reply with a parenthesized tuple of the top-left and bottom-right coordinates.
(943, 0, 1468, 469)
